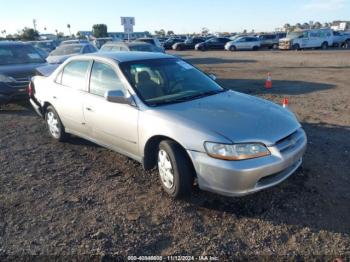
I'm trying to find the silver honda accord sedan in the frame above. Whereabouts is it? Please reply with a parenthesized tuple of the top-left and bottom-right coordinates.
(30, 52, 307, 198)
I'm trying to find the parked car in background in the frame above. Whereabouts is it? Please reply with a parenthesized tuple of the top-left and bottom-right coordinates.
(225, 36, 261, 51)
(332, 31, 350, 48)
(100, 41, 164, 53)
(258, 33, 286, 49)
(34, 47, 49, 59)
(279, 29, 334, 50)
(46, 43, 97, 64)
(157, 37, 168, 46)
(92, 37, 113, 49)
(172, 37, 205, 50)
(60, 39, 90, 46)
(137, 37, 163, 49)
(163, 38, 185, 50)
(27, 40, 57, 53)
(0, 42, 46, 104)
(29, 52, 307, 198)
(195, 37, 231, 51)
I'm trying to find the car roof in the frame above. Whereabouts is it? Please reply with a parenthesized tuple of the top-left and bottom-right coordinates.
(104, 41, 152, 47)
(80, 51, 174, 63)
(0, 41, 31, 46)
(58, 43, 89, 48)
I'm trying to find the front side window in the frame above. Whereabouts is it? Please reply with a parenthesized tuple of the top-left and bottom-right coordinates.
(120, 58, 225, 106)
(61, 60, 90, 90)
(89, 61, 125, 97)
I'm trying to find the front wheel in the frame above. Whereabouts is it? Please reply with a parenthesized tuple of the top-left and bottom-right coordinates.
(229, 46, 236, 51)
(45, 106, 67, 141)
(157, 140, 194, 198)
(321, 42, 328, 50)
(292, 44, 300, 50)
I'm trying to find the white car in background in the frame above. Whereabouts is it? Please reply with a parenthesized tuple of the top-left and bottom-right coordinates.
(225, 36, 261, 51)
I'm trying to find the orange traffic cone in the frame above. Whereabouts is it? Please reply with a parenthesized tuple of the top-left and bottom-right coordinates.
(282, 98, 289, 108)
(265, 72, 272, 89)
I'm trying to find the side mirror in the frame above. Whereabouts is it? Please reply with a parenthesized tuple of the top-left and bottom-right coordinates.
(208, 73, 217, 81)
(105, 90, 132, 105)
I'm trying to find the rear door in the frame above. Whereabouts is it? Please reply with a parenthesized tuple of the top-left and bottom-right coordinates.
(83, 60, 139, 157)
(51, 59, 91, 135)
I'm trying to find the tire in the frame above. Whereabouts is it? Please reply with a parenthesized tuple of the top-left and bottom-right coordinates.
(292, 44, 300, 51)
(45, 105, 67, 142)
(253, 46, 259, 51)
(229, 46, 236, 51)
(157, 140, 194, 198)
(345, 40, 350, 49)
(175, 45, 182, 51)
(321, 42, 328, 50)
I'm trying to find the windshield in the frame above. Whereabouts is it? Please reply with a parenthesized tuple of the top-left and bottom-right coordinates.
(0, 45, 45, 65)
(120, 58, 225, 106)
(287, 32, 304, 39)
(50, 45, 83, 56)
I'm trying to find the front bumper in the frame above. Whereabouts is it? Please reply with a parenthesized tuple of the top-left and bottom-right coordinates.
(187, 128, 307, 197)
(279, 42, 292, 50)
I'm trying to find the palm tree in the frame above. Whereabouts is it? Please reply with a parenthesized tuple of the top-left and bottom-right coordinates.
(67, 24, 71, 36)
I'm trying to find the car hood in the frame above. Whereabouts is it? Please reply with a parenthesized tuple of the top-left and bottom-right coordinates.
(280, 37, 293, 41)
(46, 54, 74, 64)
(0, 63, 47, 78)
(152, 91, 301, 146)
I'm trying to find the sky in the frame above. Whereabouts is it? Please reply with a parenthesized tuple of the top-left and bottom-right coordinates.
(1, 0, 349, 35)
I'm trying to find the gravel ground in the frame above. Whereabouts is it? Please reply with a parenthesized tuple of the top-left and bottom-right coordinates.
(0, 50, 350, 261)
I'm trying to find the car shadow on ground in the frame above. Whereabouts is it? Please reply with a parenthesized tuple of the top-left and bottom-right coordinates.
(218, 78, 335, 95)
(184, 58, 257, 65)
(186, 122, 350, 235)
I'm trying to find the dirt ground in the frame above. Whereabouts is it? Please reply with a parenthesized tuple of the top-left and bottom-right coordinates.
(0, 50, 349, 260)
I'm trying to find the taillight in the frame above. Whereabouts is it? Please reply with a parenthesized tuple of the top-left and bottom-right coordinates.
(28, 81, 33, 97)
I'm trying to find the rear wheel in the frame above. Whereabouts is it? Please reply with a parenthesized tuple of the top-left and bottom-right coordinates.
(157, 140, 194, 198)
(253, 46, 259, 51)
(272, 44, 279, 49)
(45, 106, 67, 142)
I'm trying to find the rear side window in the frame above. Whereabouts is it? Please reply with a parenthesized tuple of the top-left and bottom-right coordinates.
(61, 60, 90, 91)
(89, 61, 125, 97)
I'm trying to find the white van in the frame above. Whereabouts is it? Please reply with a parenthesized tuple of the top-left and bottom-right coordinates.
(279, 29, 334, 50)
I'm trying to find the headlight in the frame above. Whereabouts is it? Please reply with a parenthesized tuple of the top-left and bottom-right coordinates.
(204, 142, 270, 160)
(0, 74, 16, 83)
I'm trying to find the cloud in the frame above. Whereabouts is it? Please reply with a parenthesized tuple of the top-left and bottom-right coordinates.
(303, 0, 348, 11)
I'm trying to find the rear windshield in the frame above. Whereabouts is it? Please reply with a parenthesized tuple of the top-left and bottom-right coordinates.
(51, 45, 83, 56)
(130, 45, 157, 52)
(0, 45, 45, 65)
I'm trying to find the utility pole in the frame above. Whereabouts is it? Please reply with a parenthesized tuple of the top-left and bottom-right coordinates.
(33, 19, 37, 31)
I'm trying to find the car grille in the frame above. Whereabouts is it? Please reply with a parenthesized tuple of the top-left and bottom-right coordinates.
(7, 76, 30, 89)
(279, 40, 291, 49)
(275, 128, 304, 153)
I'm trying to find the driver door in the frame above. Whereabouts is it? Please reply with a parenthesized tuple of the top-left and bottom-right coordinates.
(83, 60, 139, 158)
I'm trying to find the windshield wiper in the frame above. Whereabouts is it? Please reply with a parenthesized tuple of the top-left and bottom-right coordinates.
(149, 89, 227, 106)
(172, 89, 226, 102)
